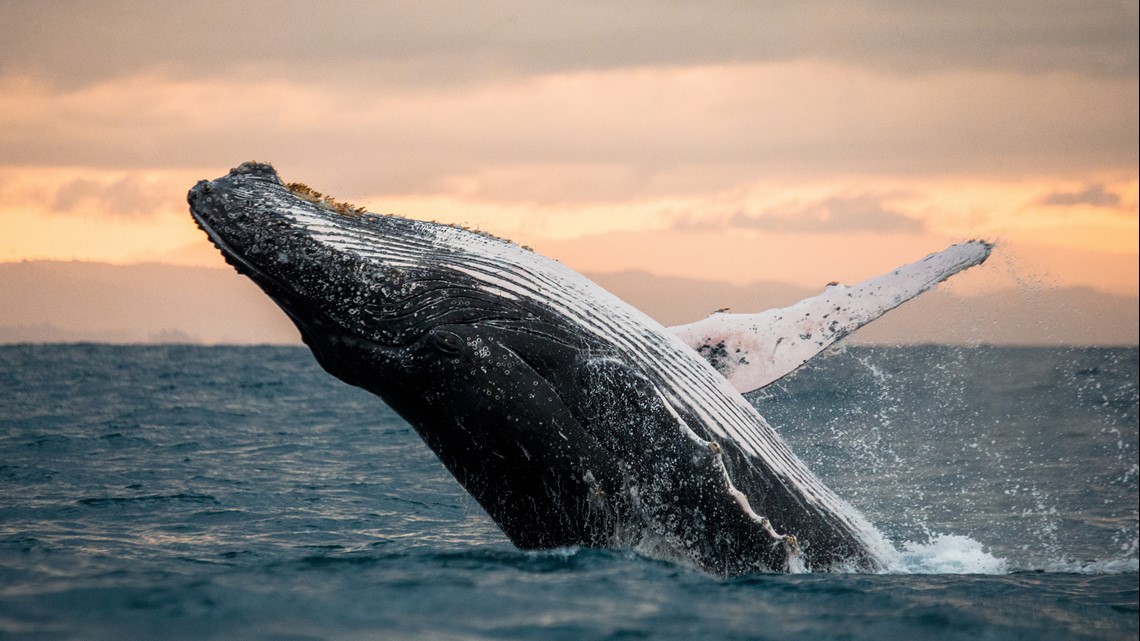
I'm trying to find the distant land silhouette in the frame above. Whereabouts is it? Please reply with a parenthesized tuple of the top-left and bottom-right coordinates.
(1, 261, 1136, 345)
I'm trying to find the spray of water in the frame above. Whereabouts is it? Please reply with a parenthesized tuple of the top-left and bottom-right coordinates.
(755, 342, 1138, 576)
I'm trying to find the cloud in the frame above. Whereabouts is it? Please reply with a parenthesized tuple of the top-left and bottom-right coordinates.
(1, 1, 1135, 90)
(49, 176, 173, 218)
(676, 195, 926, 234)
(1, 61, 1135, 199)
(1040, 184, 1122, 208)
(739, 196, 926, 233)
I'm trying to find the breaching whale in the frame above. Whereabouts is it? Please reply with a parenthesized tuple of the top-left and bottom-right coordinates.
(188, 162, 991, 576)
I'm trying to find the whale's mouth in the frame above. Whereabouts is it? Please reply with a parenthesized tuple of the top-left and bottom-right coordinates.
(187, 183, 277, 288)
(187, 175, 326, 341)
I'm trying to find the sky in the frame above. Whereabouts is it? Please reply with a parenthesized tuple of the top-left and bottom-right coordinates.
(1, 1, 1137, 303)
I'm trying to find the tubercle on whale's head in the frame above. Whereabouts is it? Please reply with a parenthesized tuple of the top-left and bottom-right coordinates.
(284, 181, 368, 217)
(207, 162, 526, 243)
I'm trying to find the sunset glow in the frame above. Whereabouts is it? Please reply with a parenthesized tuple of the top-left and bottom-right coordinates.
(1, 2, 1136, 334)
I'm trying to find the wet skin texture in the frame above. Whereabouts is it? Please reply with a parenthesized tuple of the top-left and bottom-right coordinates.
(188, 162, 881, 576)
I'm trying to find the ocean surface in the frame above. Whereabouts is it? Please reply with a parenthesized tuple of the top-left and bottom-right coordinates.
(0, 344, 1136, 641)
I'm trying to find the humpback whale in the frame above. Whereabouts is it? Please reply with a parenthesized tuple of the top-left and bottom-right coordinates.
(188, 162, 991, 576)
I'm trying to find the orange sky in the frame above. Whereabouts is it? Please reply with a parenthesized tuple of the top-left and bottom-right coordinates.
(1, 2, 1137, 298)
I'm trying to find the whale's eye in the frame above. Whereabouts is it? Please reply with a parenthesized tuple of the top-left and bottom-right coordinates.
(431, 331, 465, 356)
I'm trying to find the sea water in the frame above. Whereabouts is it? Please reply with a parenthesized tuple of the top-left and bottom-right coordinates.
(0, 344, 1135, 640)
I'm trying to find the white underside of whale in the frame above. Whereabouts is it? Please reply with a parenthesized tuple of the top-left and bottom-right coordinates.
(669, 241, 993, 394)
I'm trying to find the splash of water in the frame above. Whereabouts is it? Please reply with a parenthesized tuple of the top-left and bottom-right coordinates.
(889, 534, 1009, 574)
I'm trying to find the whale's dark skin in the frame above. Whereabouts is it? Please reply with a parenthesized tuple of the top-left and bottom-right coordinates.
(188, 162, 891, 576)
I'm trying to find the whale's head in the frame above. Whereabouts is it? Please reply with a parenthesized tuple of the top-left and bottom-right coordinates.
(189, 162, 614, 546)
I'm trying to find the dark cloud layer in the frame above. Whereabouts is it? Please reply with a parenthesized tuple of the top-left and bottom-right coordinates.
(1, 2, 1134, 203)
(2, 1, 1136, 88)
(1, 64, 1133, 196)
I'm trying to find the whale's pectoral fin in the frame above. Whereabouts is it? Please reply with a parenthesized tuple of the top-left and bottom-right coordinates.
(669, 240, 992, 394)
(575, 358, 799, 575)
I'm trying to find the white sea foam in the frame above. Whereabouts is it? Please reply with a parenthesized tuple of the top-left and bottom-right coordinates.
(880, 534, 1140, 575)
(889, 534, 1010, 575)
